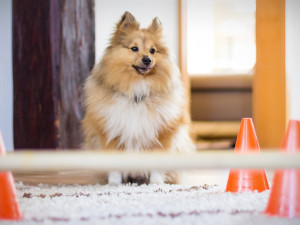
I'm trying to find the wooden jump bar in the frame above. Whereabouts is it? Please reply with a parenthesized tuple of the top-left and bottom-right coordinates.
(0, 150, 299, 172)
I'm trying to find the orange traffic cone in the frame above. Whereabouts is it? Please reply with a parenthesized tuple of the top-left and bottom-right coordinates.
(226, 118, 269, 192)
(0, 131, 23, 220)
(264, 120, 300, 218)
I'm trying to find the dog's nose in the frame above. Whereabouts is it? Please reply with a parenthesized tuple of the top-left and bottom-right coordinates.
(142, 56, 151, 66)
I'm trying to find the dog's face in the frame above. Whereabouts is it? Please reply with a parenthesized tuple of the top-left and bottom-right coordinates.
(96, 12, 173, 96)
(108, 12, 169, 76)
(128, 33, 157, 75)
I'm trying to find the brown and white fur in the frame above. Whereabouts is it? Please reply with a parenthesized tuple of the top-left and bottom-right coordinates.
(82, 12, 195, 185)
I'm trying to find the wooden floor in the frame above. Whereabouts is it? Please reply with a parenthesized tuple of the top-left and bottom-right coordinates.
(13, 171, 107, 185)
(13, 170, 230, 186)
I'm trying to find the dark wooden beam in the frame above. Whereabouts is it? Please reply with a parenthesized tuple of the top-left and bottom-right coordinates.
(13, 0, 60, 149)
(13, 0, 94, 149)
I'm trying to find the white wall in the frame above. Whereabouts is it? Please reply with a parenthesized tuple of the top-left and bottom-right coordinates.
(286, 0, 300, 120)
(0, 0, 13, 151)
(95, 0, 179, 64)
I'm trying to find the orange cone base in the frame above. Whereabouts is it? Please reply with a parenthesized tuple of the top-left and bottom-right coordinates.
(0, 172, 23, 220)
(226, 169, 269, 193)
(280, 120, 300, 153)
(264, 170, 300, 218)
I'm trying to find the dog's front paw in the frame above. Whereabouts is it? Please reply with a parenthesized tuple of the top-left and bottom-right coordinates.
(108, 171, 122, 186)
(149, 171, 165, 184)
(123, 171, 149, 185)
(125, 175, 148, 185)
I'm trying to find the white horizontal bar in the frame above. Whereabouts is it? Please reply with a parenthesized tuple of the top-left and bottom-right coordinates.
(0, 150, 299, 172)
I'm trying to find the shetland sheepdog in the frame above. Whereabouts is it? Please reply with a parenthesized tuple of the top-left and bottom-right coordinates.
(82, 12, 195, 185)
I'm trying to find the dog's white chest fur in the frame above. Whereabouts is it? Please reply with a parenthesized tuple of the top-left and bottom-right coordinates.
(98, 80, 182, 150)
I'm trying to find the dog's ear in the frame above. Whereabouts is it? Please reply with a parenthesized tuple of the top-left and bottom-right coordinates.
(117, 11, 139, 31)
(148, 17, 163, 35)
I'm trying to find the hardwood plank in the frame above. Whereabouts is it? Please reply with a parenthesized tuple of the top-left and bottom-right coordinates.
(178, 0, 191, 116)
(254, 0, 286, 148)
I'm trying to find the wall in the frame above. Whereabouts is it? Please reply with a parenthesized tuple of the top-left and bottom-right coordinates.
(0, 0, 13, 151)
(95, 0, 179, 64)
(286, 0, 300, 120)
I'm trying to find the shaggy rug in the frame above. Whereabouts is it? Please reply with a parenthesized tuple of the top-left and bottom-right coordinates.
(2, 182, 300, 225)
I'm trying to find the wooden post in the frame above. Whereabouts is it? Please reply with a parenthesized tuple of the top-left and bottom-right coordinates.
(59, 1, 95, 148)
(254, 0, 286, 148)
(13, 0, 95, 149)
(178, 0, 191, 117)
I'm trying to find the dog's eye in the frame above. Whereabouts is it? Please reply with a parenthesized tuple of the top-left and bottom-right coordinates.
(150, 48, 156, 54)
(131, 47, 139, 52)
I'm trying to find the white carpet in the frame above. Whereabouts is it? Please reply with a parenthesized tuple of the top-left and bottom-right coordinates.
(2, 182, 300, 225)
